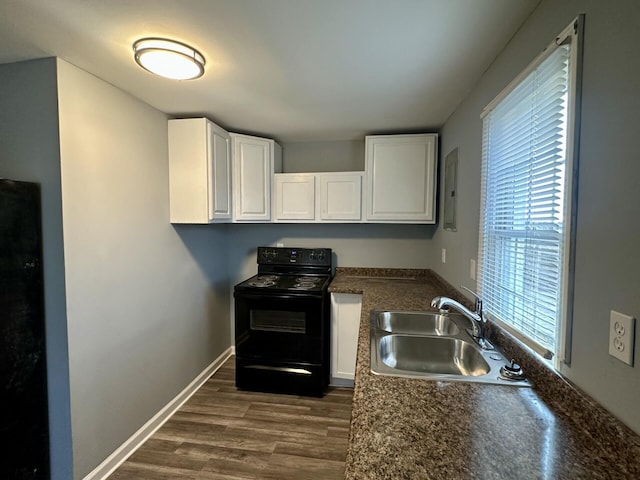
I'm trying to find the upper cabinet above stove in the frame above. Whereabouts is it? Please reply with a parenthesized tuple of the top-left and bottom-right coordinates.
(168, 118, 232, 223)
(273, 172, 363, 223)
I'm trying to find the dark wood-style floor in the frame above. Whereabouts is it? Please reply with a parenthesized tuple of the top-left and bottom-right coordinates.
(108, 358, 353, 480)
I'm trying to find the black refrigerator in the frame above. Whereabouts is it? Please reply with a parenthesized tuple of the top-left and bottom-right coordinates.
(0, 179, 49, 479)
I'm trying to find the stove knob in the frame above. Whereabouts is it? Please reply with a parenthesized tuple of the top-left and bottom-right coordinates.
(317, 251, 325, 261)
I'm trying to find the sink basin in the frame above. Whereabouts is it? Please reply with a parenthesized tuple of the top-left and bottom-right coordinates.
(375, 311, 461, 336)
(369, 310, 530, 386)
(378, 335, 489, 376)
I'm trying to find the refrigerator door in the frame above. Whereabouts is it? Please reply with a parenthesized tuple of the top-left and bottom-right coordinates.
(0, 179, 49, 479)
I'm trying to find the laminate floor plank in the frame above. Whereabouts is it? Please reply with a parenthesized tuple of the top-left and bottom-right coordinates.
(327, 426, 350, 439)
(137, 438, 183, 454)
(215, 387, 354, 407)
(109, 462, 198, 480)
(259, 453, 347, 480)
(171, 411, 333, 437)
(243, 405, 350, 428)
(273, 440, 349, 462)
(198, 454, 271, 479)
(152, 429, 279, 454)
(108, 357, 353, 479)
(126, 448, 208, 472)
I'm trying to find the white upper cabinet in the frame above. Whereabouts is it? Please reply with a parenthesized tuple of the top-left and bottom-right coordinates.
(274, 173, 316, 221)
(169, 124, 435, 225)
(273, 172, 363, 223)
(231, 133, 282, 222)
(168, 118, 231, 223)
(318, 172, 362, 221)
(365, 134, 438, 223)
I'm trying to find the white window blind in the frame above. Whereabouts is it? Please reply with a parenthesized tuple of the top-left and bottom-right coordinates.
(478, 27, 578, 360)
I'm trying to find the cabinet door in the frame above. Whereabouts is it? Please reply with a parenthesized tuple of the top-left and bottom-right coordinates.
(365, 134, 437, 223)
(232, 134, 274, 221)
(274, 174, 316, 221)
(331, 293, 363, 383)
(168, 118, 231, 223)
(207, 122, 231, 220)
(319, 172, 362, 221)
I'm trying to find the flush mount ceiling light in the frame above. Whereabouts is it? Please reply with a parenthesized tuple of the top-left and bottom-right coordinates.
(133, 38, 205, 80)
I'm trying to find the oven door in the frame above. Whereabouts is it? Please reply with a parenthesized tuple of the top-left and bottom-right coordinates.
(234, 291, 327, 365)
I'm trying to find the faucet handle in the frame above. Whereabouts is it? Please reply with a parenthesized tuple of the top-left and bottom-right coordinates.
(460, 286, 482, 315)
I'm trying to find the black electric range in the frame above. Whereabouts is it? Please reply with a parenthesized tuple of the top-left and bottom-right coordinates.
(234, 246, 333, 397)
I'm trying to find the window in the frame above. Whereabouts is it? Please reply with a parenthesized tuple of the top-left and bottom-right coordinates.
(478, 18, 582, 363)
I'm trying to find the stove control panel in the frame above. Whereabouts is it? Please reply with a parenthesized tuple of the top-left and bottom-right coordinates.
(258, 247, 332, 266)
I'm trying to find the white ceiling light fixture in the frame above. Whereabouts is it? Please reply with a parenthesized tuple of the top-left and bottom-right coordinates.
(133, 38, 205, 80)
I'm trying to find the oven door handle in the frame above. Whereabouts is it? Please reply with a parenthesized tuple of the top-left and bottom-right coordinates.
(244, 365, 313, 375)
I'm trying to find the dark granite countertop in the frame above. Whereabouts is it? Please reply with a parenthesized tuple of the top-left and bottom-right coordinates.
(329, 268, 640, 480)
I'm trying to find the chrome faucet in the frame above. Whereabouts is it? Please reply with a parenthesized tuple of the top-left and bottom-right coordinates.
(431, 287, 493, 350)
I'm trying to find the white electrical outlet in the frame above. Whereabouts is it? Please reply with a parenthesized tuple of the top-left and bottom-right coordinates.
(609, 310, 635, 366)
(441, 249, 446, 264)
(470, 259, 477, 280)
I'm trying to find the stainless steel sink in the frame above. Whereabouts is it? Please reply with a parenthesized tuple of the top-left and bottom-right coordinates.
(370, 310, 530, 387)
(375, 311, 461, 336)
(378, 335, 489, 376)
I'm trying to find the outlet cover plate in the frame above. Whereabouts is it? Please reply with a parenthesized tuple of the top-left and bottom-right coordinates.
(609, 310, 635, 366)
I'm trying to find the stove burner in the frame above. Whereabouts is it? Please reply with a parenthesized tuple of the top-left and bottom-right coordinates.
(291, 276, 324, 290)
(248, 275, 277, 288)
(292, 281, 316, 290)
(295, 276, 320, 284)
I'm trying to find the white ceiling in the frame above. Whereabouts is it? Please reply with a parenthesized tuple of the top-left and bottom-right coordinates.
(0, 0, 539, 142)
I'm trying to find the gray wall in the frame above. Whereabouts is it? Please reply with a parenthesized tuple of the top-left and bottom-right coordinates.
(0, 58, 74, 480)
(282, 140, 365, 172)
(431, 0, 640, 433)
(228, 223, 435, 281)
(55, 59, 231, 478)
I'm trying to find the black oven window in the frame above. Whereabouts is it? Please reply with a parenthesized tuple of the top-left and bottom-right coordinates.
(250, 309, 306, 334)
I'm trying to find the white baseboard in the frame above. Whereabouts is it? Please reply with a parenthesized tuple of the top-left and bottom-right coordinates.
(83, 347, 234, 480)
